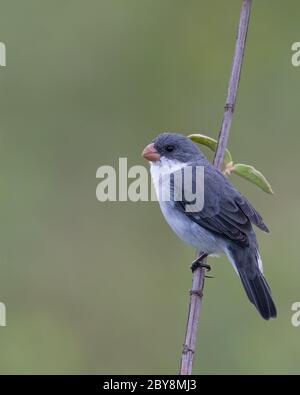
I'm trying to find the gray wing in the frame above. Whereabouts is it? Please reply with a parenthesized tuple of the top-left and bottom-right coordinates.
(172, 164, 269, 247)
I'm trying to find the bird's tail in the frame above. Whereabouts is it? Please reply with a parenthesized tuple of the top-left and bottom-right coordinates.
(227, 241, 277, 320)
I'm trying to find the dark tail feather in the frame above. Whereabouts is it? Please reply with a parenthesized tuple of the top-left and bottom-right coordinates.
(238, 268, 277, 320)
(228, 245, 277, 320)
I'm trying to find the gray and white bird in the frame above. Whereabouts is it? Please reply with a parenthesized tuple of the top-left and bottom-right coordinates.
(142, 132, 276, 320)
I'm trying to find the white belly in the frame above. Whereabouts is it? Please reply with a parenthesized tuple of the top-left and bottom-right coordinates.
(159, 200, 224, 255)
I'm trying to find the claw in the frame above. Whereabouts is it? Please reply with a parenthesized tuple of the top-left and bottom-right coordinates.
(190, 253, 210, 272)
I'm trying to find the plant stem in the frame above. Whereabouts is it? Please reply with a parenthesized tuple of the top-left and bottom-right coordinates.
(179, 0, 252, 375)
(214, 0, 252, 169)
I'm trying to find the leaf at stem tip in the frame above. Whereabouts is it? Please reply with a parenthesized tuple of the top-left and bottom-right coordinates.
(188, 134, 232, 164)
(233, 164, 274, 194)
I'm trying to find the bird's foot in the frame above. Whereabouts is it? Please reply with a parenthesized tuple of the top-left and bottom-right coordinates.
(190, 253, 210, 273)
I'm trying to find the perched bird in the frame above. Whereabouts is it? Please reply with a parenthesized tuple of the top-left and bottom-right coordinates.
(142, 132, 276, 320)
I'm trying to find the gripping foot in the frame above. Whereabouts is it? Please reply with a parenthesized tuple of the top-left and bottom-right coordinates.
(190, 253, 210, 273)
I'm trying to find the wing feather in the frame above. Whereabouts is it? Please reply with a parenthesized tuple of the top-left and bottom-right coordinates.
(172, 164, 269, 247)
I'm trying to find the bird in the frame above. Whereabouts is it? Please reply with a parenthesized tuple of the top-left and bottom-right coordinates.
(142, 132, 276, 320)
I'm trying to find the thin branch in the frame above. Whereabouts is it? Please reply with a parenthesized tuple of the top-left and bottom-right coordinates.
(179, 0, 252, 375)
(179, 259, 205, 375)
(214, 0, 252, 169)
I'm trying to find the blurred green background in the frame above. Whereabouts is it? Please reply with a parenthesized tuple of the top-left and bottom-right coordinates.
(0, 0, 299, 374)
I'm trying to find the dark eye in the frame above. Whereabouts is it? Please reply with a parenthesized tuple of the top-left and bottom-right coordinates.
(165, 144, 175, 152)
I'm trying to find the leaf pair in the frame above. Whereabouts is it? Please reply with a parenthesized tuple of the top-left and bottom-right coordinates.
(189, 134, 274, 195)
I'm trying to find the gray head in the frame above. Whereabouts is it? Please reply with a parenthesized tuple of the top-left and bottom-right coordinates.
(142, 132, 204, 163)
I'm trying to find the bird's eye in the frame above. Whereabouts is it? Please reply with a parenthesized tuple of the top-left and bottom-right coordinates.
(165, 145, 175, 152)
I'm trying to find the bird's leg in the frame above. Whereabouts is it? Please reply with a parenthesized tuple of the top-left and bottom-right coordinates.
(190, 253, 210, 273)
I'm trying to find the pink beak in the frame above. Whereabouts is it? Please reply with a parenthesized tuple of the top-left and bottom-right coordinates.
(142, 143, 161, 161)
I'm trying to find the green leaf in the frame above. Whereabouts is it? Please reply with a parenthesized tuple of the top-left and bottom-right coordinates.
(188, 134, 274, 195)
(188, 134, 232, 164)
(233, 164, 274, 194)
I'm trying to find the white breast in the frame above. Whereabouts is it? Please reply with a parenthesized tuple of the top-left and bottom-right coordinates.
(150, 157, 225, 255)
(150, 157, 187, 199)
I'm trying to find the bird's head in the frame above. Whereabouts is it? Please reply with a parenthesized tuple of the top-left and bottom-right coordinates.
(142, 132, 204, 164)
